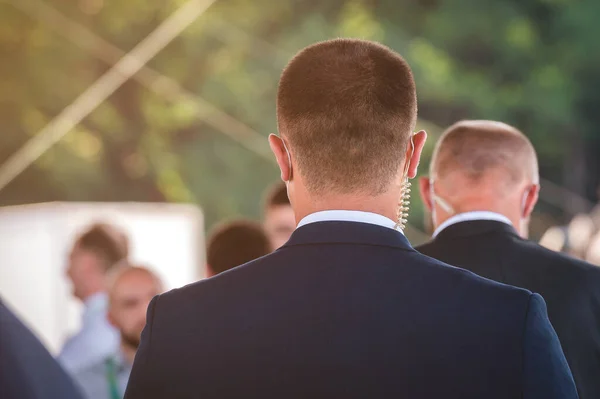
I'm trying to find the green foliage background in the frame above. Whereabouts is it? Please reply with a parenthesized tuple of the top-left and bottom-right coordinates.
(1, 0, 598, 242)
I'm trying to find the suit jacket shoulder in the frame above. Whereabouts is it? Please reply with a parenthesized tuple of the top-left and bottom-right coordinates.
(416, 220, 600, 399)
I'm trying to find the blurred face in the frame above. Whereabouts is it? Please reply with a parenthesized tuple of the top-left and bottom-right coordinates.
(66, 246, 100, 301)
(264, 204, 296, 249)
(108, 270, 162, 349)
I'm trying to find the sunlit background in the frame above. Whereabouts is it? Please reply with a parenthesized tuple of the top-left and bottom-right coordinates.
(1, 0, 599, 349)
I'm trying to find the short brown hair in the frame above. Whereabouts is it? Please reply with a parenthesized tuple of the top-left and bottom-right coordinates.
(431, 120, 538, 185)
(207, 220, 271, 275)
(264, 181, 290, 210)
(277, 39, 417, 195)
(74, 223, 129, 272)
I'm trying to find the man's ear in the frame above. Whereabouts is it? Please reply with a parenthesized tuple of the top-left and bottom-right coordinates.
(406, 130, 427, 179)
(268, 134, 291, 182)
(523, 184, 540, 218)
(419, 176, 433, 212)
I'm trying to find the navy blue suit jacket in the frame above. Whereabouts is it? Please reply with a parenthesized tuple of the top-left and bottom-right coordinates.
(417, 220, 600, 399)
(0, 299, 84, 399)
(125, 221, 577, 398)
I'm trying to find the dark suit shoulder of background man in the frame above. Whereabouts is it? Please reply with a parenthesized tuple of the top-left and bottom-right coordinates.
(417, 119, 599, 399)
(125, 39, 577, 399)
(0, 299, 84, 399)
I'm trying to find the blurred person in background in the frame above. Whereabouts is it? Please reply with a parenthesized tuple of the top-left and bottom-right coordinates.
(591, 185, 600, 226)
(0, 298, 84, 399)
(585, 230, 600, 265)
(125, 39, 575, 399)
(263, 181, 295, 250)
(74, 265, 163, 399)
(206, 220, 271, 277)
(417, 120, 600, 399)
(59, 223, 129, 374)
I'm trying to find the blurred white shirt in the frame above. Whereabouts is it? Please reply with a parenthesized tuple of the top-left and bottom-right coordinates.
(74, 349, 132, 399)
(58, 292, 119, 374)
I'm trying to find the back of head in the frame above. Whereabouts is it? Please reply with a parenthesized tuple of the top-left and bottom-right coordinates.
(74, 222, 129, 273)
(431, 120, 539, 191)
(207, 220, 271, 276)
(277, 39, 417, 195)
(423, 120, 540, 237)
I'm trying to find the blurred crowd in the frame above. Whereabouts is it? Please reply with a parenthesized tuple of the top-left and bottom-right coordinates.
(5, 183, 296, 399)
(540, 199, 600, 265)
(0, 181, 295, 399)
(59, 182, 295, 399)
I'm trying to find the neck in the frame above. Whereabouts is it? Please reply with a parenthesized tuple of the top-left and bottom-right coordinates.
(81, 286, 105, 302)
(120, 342, 137, 365)
(294, 191, 400, 224)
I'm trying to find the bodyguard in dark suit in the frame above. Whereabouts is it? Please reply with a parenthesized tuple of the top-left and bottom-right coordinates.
(417, 120, 599, 399)
(125, 39, 577, 399)
(0, 298, 84, 399)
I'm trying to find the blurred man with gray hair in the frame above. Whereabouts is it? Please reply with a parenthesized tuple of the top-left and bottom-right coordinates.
(417, 120, 600, 399)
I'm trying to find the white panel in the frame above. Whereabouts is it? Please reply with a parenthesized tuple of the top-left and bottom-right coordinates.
(0, 202, 204, 355)
(0, 207, 64, 350)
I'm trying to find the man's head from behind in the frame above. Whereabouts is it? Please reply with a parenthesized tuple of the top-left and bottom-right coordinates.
(67, 223, 129, 301)
(107, 265, 163, 351)
(263, 181, 295, 249)
(419, 120, 540, 237)
(207, 220, 271, 277)
(269, 39, 427, 218)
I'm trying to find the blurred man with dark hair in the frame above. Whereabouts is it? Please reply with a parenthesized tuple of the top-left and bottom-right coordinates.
(263, 181, 295, 249)
(417, 120, 600, 399)
(74, 265, 163, 399)
(0, 298, 84, 399)
(59, 223, 129, 374)
(207, 220, 271, 276)
(125, 39, 576, 399)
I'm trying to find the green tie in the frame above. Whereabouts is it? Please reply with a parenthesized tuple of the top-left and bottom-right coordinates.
(105, 357, 121, 399)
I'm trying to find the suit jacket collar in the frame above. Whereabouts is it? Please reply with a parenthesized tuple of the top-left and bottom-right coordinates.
(434, 219, 520, 241)
(282, 221, 414, 252)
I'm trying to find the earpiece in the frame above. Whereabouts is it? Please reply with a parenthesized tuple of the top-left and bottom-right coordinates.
(394, 136, 415, 231)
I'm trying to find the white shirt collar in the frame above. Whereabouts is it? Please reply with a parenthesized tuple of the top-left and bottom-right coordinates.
(433, 211, 513, 238)
(297, 210, 401, 233)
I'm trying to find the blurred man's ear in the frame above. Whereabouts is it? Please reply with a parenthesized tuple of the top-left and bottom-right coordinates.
(268, 134, 292, 182)
(419, 176, 433, 212)
(523, 184, 540, 219)
(406, 130, 427, 179)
